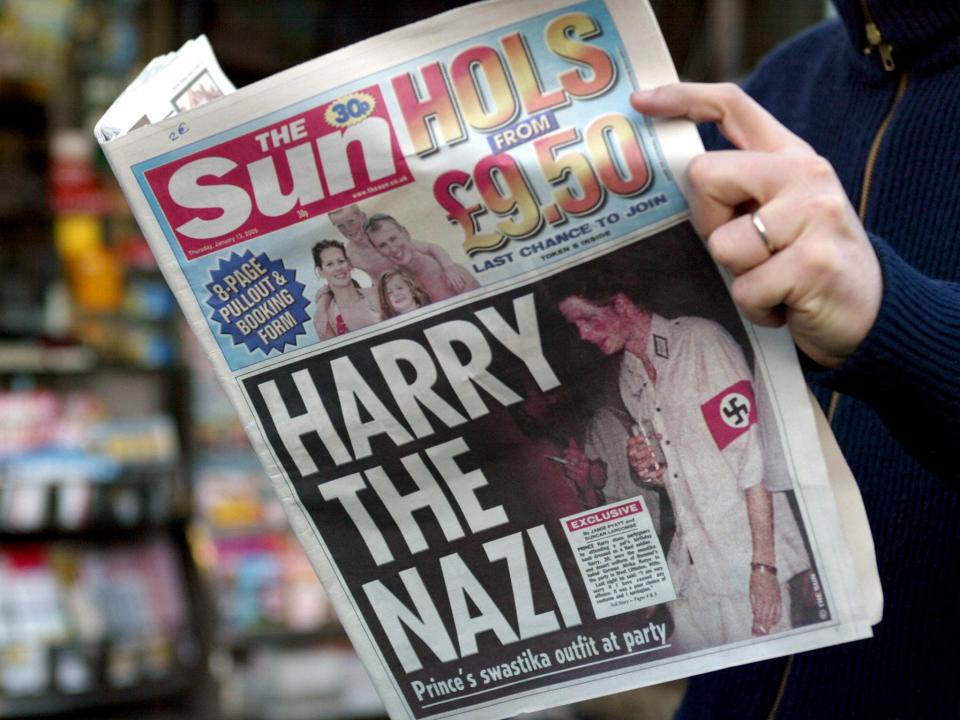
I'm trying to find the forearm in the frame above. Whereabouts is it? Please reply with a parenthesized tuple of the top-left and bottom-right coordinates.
(745, 484, 775, 566)
(313, 298, 333, 339)
(746, 483, 782, 634)
(314, 315, 331, 339)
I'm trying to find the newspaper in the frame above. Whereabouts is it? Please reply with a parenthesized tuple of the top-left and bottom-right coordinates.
(96, 35, 234, 143)
(96, 1, 879, 718)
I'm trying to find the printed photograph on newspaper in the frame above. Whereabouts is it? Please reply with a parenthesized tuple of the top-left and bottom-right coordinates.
(129, 0, 685, 371)
(241, 227, 841, 719)
(96, 0, 875, 718)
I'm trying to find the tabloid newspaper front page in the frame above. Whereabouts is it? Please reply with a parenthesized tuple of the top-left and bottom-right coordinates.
(96, 1, 880, 718)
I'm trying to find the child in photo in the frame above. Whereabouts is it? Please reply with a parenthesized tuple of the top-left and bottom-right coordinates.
(378, 269, 430, 318)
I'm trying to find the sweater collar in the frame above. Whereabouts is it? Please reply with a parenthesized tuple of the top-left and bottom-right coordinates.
(832, 0, 960, 74)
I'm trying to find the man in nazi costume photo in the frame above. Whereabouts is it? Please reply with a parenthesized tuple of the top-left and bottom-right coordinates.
(556, 265, 810, 649)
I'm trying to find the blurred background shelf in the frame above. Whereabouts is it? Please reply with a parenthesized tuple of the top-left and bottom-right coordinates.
(0, 345, 97, 376)
(0, 670, 195, 719)
(0, 533, 206, 718)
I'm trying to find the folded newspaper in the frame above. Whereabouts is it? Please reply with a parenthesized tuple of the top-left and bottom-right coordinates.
(96, 1, 881, 717)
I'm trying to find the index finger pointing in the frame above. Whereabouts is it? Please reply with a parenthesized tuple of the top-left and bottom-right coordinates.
(631, 83, 812, 155)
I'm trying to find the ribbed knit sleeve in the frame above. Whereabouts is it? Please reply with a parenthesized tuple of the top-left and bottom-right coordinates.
(811, 235, 960, 482)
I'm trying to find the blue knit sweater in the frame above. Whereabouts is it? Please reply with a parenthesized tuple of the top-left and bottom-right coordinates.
(680, 1, 960, 718)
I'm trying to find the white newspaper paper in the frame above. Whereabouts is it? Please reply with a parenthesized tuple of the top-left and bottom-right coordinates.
(96, 2, 879, 718)
(95, 35, 234, 143)
(563, 497, 676, 621)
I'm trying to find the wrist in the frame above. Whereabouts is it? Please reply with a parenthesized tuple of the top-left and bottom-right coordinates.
(750, 562, 778, 576)
(588, 460, 607, 488)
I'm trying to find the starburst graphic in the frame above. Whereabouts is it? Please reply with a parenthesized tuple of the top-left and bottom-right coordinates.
(205, 250, 310, 356)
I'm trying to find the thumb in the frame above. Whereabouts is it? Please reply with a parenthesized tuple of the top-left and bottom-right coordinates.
(568, 437, 580, 452)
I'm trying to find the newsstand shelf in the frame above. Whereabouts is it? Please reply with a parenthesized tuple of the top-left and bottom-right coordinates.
(0, 667, 194, 719)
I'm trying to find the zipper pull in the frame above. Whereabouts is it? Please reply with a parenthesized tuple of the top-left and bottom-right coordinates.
(864, 22, 896, 71)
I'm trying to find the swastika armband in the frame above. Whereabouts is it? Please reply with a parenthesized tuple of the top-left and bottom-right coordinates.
(700, 380, 757, 450)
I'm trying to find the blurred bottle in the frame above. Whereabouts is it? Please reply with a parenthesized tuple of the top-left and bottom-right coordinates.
(54, 214, 123, 313)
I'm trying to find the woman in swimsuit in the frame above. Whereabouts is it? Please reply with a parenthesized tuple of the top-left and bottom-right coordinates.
(311, 239, 382, 339)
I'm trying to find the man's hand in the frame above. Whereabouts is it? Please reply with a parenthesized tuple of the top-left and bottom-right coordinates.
(442, 264, 471, 293)
(631, 83, 882, 368)
(750, 568, 782, 635)
(562, 438, 591, 487)
(627, 433, 667, 486)
(562, 439, 605, 505)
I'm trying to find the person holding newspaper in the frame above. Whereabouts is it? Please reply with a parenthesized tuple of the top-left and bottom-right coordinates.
(557, 270, 810, 648)
(328, 204, 475, 295)
(630, 0, 960, 715)
(311, 239, 382, 339)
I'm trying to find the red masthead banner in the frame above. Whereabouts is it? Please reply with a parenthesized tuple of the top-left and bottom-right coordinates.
(145, 85, 412, 260)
